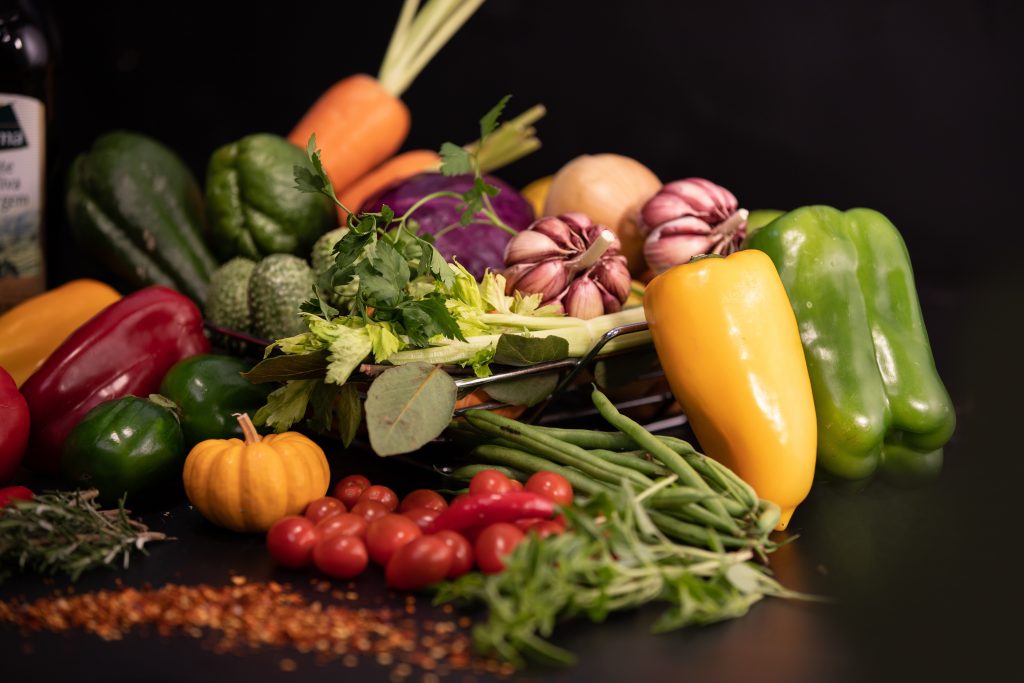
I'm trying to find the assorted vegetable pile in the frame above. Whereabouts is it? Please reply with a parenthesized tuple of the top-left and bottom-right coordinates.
(0, 0, 957, 675)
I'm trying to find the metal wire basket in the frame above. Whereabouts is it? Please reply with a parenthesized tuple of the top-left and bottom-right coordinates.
(204, 319, 686, 441)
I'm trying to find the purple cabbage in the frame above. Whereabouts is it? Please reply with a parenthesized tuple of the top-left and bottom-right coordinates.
(363, 173, 535, 279)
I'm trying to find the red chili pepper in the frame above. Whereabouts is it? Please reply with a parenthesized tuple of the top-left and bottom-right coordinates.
(425, 492, 554, 534)
(0, 367, 30, 483)
(20, 286, 209, 475)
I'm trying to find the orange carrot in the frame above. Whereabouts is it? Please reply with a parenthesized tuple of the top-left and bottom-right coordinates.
(288, 0, 487, 196)
(336, 149, 440, 221)
(288, 74, 411, 196)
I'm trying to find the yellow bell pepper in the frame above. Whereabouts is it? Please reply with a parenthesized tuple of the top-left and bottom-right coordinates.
(643, 250, 816, 529)
(0, 279, 121, 386)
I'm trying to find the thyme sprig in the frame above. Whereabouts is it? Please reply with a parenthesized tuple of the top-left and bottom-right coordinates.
(0, 489, 171, 583)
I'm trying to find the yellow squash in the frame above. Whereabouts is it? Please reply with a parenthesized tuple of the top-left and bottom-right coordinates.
(183, 413, 330, 532)
(643, 250, 816, 529)
(0, 279, 121, 386)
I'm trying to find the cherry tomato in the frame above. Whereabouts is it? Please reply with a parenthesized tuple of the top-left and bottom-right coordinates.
(475, 522, 525, 574)
(304, 496, 346, 524)
(266, 515, 321, 569)
(434, 530, 473, 578)
(401, 506, 442, 531)
(525, 471, 574, 505)
(358, 485, 399, 512)
(398, 489, 447, 513)
(529, 520, 565, 539)
(469, 469, 513, 496)
(333, 485, 363, 510)
(316, 512, 368, 540)
(0, 485, 34, 508)
(313, 534, 369, 579)
(386, 536, 453, 591)
(336, 474, 371, 491)
(332, 475, 370, 508)
(365, 514, 423, 566)
(514, 517, 546, 533)
(350, 499, 390, 524)
(506, 479, 524, 491)
(515, 516, 566, 535)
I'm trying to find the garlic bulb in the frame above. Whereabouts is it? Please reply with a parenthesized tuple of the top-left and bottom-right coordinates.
(641, 178, 748, 274)
(502, 213, 631, 319)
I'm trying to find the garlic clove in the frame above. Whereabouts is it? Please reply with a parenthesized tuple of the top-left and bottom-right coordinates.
(530, 216, 582, 252)
(644, 225, 718, 274)
(505, 258, 571, 301)
(503, 229, 570, 265)
(596, 280, 623, 314)
(590, 256, 631, 303)
(562, 278, 605, 320)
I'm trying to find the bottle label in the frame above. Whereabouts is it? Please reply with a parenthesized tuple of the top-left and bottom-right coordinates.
(0, 93, 45, 309)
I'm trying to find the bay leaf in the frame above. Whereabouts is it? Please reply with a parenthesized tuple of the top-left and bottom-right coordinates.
(493, 334, 569, 366)
(364, 362, 457, 456)
(482, 372, 559, 407)
(335, 383, 362, 448)
(241, 349, 329, 384)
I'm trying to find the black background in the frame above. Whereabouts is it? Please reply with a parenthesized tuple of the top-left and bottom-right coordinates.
(5, 1, 1024, 681)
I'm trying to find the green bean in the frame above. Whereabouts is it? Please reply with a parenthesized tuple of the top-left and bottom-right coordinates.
(648, 487, 748, 519)
(448, 463, 528, 482)
(590, 388, 738, 532)
(465, 411, 655, 491)
(661, 437, 760, 510)
(524, 425, 637, 450)
(756, 501, 782, 535)
(589, 449, 670, 478)
(647, 511, 752, 549)
(472, 445, 764, 551)
(471, 445, 607, 497)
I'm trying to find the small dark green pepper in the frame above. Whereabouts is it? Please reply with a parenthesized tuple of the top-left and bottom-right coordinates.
(61, 395, 185, 506)
(158, 354, 272, 447)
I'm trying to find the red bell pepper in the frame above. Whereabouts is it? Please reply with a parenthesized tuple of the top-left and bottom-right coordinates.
(425, 491, 555, 535)
(0, 367, 30, 483)
(20, 286, 209, 475)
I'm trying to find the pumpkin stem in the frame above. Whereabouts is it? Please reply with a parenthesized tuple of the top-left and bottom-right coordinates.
(234, 413, 262, 444)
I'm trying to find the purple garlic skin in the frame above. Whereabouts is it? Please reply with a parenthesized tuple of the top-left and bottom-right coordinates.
(641, 178, 748, 274)
(502, 213, 631, 320)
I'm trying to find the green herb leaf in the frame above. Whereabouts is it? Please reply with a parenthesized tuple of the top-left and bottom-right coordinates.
(399, 294, 466, 345)
(253, 379, 318, 433)
(364, 362, 457, 456)
(493, 334, 569, 366)
(241, 350, 330, 383)
(439, 141, 472, 177)
(481, 372, 559, 407)
(479, 94, 512, 140)
(295, 134, 341, 207)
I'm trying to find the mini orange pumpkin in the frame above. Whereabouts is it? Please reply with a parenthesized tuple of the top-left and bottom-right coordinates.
(183, 413, 330, 532)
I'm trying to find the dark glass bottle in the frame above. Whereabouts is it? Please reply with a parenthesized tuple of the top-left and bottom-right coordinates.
(0, 0, 52, 311)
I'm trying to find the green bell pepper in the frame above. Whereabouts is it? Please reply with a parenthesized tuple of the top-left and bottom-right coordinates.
(159, 354, 272, 448)
(744, 206, 955, 482)
(206, 133, 335, 260)
(61, 396, 185, 505)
